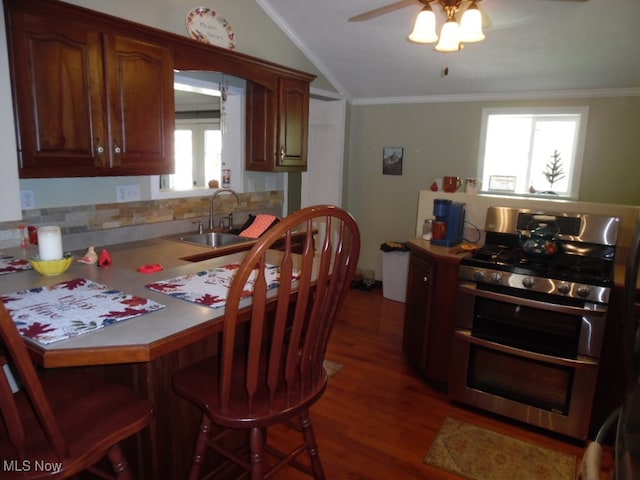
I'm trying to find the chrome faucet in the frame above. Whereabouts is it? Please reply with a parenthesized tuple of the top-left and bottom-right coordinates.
(208, 188, 240, 230)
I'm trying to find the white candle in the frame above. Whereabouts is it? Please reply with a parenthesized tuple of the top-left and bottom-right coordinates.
(38, 226, 63, 260)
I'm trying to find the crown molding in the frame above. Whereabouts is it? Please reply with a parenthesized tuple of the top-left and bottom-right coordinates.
(350, 87, 640, 106)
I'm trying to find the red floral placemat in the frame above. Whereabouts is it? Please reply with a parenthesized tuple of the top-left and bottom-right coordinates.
(1, 278, 165, 344)
(0, 254, 32, 274)
(146, 263, 295, 308)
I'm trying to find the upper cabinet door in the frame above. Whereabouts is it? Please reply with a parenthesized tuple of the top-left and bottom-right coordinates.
(104, 34, 174, 175)
(6, 3, 175, 178)
(8, 12, 107, 176)
(245, 82, 277, 172)
(277, 77, 309, 169)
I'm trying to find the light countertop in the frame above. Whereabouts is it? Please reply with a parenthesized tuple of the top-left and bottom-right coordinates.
(0, 237, 261, 367)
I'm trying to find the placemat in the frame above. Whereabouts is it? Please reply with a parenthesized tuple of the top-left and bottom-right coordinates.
(146, 263, 293, 308)
(0, 254, 32, 274)
(1, 278, 165, 344)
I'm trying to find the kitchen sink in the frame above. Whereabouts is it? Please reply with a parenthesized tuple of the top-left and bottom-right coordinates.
(180, 232, 254, 248)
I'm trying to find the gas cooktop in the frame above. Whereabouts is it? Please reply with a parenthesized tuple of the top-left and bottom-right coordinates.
(459, 206, 620, 304)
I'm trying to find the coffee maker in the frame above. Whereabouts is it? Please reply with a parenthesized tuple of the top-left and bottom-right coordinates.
(430, 198, 466, 247)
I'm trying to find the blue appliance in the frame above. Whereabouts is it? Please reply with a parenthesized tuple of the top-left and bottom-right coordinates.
(430, 199, 466, 247)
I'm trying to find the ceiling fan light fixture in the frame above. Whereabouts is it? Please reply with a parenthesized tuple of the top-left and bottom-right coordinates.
(435, 20, 461, 52)
(408, 5, 438, 43)
(459, 3, 485, 43)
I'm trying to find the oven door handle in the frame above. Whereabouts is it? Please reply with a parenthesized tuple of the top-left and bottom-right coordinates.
(458, 282, 608, 317)
(454, 330, 599, 368)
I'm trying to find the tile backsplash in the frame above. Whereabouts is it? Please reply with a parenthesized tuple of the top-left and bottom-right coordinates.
(0, 191, 283, 250)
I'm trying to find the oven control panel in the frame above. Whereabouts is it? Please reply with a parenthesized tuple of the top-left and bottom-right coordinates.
(459, 265, 610, 304)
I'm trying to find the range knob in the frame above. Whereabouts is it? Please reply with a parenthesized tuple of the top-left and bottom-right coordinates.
(558, 283, 571, 295)
(576, 285, 591, 298)
(472, 270, 485, 282)
(489, 272, 503, 284)
(522, 277, 535, 289)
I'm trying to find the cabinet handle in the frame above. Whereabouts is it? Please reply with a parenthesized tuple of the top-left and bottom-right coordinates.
(280, 146, 285, 160)
(113, 141, 122, 166)
(423, 276, 429, 283)
(95, 143, 104, 166)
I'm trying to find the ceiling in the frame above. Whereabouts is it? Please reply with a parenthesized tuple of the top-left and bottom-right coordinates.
(257, 0, 640, 101)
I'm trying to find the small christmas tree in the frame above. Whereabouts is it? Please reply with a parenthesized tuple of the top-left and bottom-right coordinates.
(542, 149, 565, 189)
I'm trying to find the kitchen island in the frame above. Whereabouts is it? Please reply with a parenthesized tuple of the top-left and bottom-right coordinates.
(0, 236, 284, 479)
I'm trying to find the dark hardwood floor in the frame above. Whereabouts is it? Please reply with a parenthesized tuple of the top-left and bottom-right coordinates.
(267, 287, 614, 479)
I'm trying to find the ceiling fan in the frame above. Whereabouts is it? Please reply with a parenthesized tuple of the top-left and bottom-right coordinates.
(349, 0, 588, 54)
(348, 0, 587, 24)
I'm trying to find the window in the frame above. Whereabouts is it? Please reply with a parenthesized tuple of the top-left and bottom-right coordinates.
(151, 73, 245, 199)
(160, 120, 221, 190)
(477, 107, 588, 199)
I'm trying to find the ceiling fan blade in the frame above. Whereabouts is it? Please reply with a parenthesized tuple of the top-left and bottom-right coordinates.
(348, 0, 419, 22)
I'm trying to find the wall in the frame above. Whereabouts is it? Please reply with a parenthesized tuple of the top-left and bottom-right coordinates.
(345, 95, 640, 280)
(0, 0, 334, 222)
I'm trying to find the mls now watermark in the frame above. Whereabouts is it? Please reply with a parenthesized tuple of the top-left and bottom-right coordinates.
(3, 459, 63, 473)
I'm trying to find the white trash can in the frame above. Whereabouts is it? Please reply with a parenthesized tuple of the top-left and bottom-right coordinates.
(382, 250, 410, 302)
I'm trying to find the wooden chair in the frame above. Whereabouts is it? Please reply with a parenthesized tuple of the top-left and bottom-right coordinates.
(0, 300, 154, 479)
(172, 205, 361, 479)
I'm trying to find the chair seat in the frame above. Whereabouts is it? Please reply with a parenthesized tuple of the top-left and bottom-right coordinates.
(173, 352, 327, 429)
(0, 369, 153, 479)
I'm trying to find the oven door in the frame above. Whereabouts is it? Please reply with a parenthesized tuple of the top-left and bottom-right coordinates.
(449, 282, 607, 439)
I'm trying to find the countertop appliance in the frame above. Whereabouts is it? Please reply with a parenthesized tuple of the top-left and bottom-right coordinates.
(430, 199, 465, 247)
(449, 206, 620, 439)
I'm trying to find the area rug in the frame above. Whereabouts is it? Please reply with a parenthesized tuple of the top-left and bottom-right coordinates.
(424, 417, 576, 480)
(323, 359, 343, 378)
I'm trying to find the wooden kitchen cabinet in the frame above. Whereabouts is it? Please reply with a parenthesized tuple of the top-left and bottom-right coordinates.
(5, 0, 174, 178)
(403, 244, 461, 385)
(277, 76, 309, 169)
(5, 0, 315, 179)
(245, 76, 310, 172)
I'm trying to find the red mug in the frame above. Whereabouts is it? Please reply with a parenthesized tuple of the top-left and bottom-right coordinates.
(432, 221, 447, 240)
(443, 176, 461, 193)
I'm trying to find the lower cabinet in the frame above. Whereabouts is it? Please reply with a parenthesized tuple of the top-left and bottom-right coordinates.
(402, 244, 460, 385)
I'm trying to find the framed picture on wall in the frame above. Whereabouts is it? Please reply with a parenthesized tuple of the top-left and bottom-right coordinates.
(383, 147, 403, 175)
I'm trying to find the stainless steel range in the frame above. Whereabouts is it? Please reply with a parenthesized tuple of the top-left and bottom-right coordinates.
(449, 206, 620, 439)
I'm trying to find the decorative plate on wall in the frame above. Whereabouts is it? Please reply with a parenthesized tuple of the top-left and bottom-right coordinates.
(186, 7, 236, 49)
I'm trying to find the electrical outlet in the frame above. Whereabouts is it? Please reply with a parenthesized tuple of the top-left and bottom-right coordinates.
(20, 189, 35, 210)
(116, 185, 141, 202)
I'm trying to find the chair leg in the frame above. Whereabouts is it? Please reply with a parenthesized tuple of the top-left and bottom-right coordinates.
(106, 444, 133, 480)
(249, 427, 265, 480)
(299, 410, 325, 480)
(188, 414, 213, 480)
